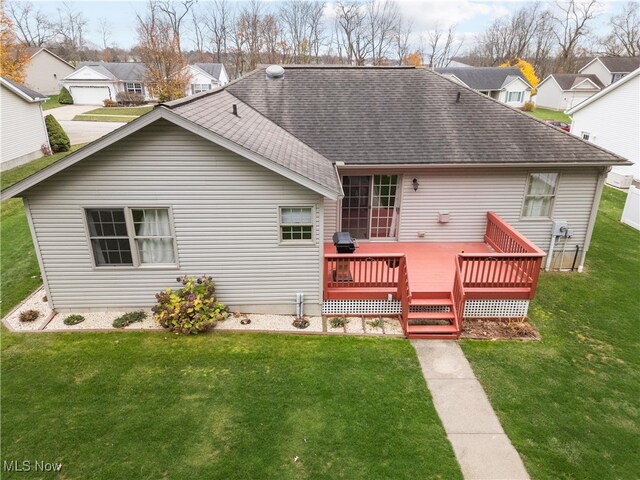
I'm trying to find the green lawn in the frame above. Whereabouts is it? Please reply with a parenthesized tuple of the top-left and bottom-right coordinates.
(84, 106, 154, 116)
(42, 95, 62, 110)
(1, 332, 461, 479)
(73, 114, 136, 123)
(527, 107, 572, 124)
(462, 187, 640, 479)
(1, 147, 83, 317)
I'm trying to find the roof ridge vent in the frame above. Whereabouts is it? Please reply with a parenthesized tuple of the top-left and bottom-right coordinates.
(266, 64, 285, 80)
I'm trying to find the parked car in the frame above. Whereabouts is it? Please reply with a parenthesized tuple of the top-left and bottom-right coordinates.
(545, 120, 571, 132)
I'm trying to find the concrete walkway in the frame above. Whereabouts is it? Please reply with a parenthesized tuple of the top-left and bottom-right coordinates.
(411, 340, 530, 480)
(44, 105, 125, 145)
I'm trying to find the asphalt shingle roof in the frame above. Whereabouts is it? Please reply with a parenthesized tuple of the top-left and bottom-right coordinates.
(1, 76, 46, 101)
(78, 62, 147, 82)
(551, 73, 604, 90)
(593, 56, 640, 73)
(205, 66, 623, 166)
(435, 67, 529, 90)
(194, 63, 225, 81)
(167, 89, 340, 193)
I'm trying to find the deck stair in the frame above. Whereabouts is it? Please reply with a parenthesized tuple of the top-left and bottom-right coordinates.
(405, 291, 460, 339)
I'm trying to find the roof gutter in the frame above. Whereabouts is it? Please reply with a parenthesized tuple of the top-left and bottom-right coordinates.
(334, 160, 632, 170)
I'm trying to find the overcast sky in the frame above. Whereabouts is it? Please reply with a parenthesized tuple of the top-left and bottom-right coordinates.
(29, 0, 625, 51)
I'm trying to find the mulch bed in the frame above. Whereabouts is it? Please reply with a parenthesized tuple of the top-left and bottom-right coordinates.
(461, 318, 540, 340)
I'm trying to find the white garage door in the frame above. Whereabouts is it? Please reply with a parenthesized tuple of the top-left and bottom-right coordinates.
(69, 86, 112, 105)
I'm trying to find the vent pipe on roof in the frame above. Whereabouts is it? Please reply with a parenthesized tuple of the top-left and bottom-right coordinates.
(232, 104, 238, 116)
(456, 92, 461, 103)
(266, 64, 285, 80)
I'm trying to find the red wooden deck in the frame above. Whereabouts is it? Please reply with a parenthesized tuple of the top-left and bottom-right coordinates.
(323, 241, 492, 294)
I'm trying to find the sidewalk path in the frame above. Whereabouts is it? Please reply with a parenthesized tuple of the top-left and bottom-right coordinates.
(411, 340, 530, 480)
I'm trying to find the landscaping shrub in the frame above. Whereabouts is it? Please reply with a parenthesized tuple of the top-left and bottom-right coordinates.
(116, 91, 145, 106)
(103, 98, 117, 107)
(44, 114, 70, 153)
(112, 311, 146, 328)
(58, 86, 73, 104)
(521, 101, 535, 112)
(330, 316, 349, 328)
(153, 275, 229, 334)
(63, 314, 85, 325)
(19, 309, 40, 322)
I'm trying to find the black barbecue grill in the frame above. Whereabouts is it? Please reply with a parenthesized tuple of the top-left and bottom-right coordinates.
(332, 232, 357, 253)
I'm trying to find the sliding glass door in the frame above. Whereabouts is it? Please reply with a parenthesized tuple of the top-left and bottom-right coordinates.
(341, 175, 400, 240)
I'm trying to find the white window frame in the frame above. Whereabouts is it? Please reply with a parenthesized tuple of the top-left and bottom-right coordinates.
(520, 172, 560, 220)
(581, 131, 591, 141)
(279, 206, 315, 244)
(191, 83, 212, 94)
(125, 82, 143, 94)
(83, 207, 179, 269)
(506, 91, 524, 103)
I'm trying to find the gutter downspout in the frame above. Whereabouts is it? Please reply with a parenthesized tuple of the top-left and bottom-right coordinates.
(38, 101, 51, 153)
(578, 166, 610, 272)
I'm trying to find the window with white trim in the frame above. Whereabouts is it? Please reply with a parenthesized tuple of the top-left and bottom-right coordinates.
(85, 208, 176, 266)
(191, 83, 212, 94)
(521, 173, 559, 218)
(126, 83, 143, 94)
(581, 131, 590, 141)
(280, 207, 313, 242)
(506, 91, 524, 103)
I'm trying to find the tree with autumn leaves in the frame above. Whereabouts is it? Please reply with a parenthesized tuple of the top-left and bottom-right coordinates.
(500, 57, 539, 94)
(0, 2, 29, 83)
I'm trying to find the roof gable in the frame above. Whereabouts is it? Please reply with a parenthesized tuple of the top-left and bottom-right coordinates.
(501, 75, 532, 90)
(0, 76, 47, 102)
(194, 63, 225, 80)
(435, 67, 528, 90)
(64, 65, 113, 81)
(75, 62, 147, 82)
(548, 73, 604, 91)
(567, 67, 640, 114)
(27, 47, 75, 69)
(583, 56, 640, 73)
(1, 105, 341, 201)
(571, 78, 600, 90)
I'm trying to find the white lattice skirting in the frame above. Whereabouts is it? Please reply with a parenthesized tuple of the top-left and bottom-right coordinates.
(322, 300, 402, 315)
(323, 299, 529, 318)
(463, 299, 529, 318)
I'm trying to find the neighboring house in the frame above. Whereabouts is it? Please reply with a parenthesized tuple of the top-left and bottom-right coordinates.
(0, 76, 49, 171)
(535, 74, 604, 111)
(24, 47, 75, 95)
(1, 66, 628, 339)
(61, 62, 229, 105)
(436, 67, 532, 107)
(567, 68, 640, 229)
(578, 56, 640, 87)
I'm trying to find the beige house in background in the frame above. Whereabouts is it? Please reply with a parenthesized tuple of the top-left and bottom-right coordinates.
(24, 47, 75, 95)
(578, 56, 640, 87)
(0, 76, 50, 171)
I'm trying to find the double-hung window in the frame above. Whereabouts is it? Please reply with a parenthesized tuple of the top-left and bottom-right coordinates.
(191, 84, 212, 94)
(86, 208, 176, 267)
(280, 207, 314, 242)
(521, 173, 559, 218)
(126, 83, 143, 94)
(506, 91, 524, 103)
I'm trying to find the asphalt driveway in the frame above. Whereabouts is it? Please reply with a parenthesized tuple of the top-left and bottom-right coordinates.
(44, 105, 126, 145)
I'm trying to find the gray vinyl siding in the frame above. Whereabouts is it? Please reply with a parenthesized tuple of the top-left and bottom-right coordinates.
(25, 51, 74, 95)
(25, 119, 323, 313)
(397, 167, 600, 253)
(323, 198, 338, 241)
(1, 86, 48, 168)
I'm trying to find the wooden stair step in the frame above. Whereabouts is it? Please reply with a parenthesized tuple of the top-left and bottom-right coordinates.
(407, 324, 459, 334)
(411, 291, 452, 300)
(407, 311, 455, 320)
(410, 297, 453, 307)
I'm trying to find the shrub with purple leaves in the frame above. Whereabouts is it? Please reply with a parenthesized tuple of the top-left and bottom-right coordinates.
(152, 275, 228, 335)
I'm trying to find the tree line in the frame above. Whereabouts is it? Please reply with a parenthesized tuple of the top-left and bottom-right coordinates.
(3, 0, 639, 97)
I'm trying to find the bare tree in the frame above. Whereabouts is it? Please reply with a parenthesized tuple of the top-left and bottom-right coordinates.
(552, 0, 600, 72)
(6, 1, 55, 47)
(394, 17, 411, 65)
(366, 0, 400, 65)
(190, 9, 206, 54)
(157, 0, 196, 52)
(307, 1, 325, 62)
(426, 24, 463, 68)
(335, 1, 367, 65)
(262, 13, 285, 64)
(98, 17, 112, 50)
(599, 2, 640, 56)
(204, 0, 231, 64)
(53, 2, 89, 62)
(136, 1, 191, 101)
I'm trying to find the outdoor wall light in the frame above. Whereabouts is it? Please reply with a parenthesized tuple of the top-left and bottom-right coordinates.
(412, 178, 419, 192)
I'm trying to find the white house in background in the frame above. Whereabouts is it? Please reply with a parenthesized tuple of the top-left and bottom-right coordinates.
(61, 62, 229, 105)
(578, 56, 640, 87)
(535, 74, 604, 111)
(0, 77, 50, 171)
(435, 67, 532, 107)
(567, 68, 640, 230)
(24, 47, 75, 95)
